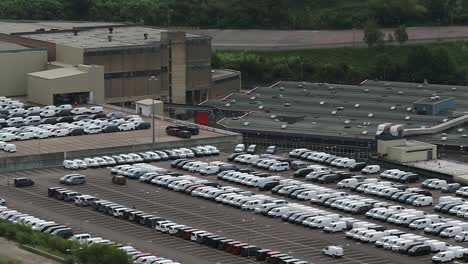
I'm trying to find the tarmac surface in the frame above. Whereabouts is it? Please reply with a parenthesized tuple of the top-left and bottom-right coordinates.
(186, 26, 468, 50)
(0, 150, 461, 264)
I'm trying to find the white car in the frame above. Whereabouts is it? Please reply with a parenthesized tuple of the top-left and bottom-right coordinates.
(83, 158, 99, 168)
(73, 159, 88, 169)
(322, 246, 343, 257)
(53, 128, 69, 137)
(118, 123, 135, 131)
(71, 107, 89, 115)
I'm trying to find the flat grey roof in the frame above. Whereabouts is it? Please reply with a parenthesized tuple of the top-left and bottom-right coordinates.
(0, 20, 125, 34)
(18, 26, 205, 49)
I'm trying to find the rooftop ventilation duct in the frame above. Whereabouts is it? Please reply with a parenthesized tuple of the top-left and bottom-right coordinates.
(144, 33, 148, 40)
(376, 123, 392, 136)
(390, 124, 404, 137)
(108, 27, 114, 34)
(107, 35, 113, 42)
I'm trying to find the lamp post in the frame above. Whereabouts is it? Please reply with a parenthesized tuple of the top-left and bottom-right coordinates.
(148, 76, 158, 147)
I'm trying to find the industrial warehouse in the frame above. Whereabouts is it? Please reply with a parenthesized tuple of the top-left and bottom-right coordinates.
(0, 20, 240, 107)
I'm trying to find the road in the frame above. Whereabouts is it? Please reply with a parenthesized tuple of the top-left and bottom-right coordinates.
(184, 26, 468, 50)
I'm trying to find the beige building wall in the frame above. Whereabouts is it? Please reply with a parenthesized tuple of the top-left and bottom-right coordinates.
(377, 139, 406, 155)
(56, 44, 84, 65)
(162, 32, 187, 104)
(0, 49, 47, 96)
(210, 77, 241, 99)
(27, 64, 104, 105)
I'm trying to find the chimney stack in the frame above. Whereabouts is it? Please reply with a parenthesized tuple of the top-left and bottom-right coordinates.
(108, 35, 113, 42)
(144, 33, 148, 40)
(108, 27, 113, 34)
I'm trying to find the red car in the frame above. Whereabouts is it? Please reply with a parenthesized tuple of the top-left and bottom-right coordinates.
(112, 176, 126, 185)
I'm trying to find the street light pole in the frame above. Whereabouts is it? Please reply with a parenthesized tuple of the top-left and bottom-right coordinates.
(148, 76, 158, 147)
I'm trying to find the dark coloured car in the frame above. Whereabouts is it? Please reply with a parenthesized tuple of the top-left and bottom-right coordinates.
(398, 173, 419, 183)
(407, 245, 431, 256)
(136, 122, 151, 130)
(56, 116, 74, 123)
(69, 127, 85, 136)
(102, 125, 119, 133)
(14, 178, 34, 187)
(176, 130, 191, 139)
(349, 162, 367, 172)
(441, 183, 461, 193)
(56, 110, 72, 117)
(293, 168, 316, 178)
(90, 113, 106, 119)
(41, 117, 57, 124)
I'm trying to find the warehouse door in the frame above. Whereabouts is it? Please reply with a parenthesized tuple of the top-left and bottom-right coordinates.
(53, 92, 90, 105)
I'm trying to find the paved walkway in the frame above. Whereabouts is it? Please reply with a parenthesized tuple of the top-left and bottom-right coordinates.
(185, 26, 468, 50)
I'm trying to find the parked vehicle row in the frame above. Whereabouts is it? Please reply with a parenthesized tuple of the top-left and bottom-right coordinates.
(0, 205, 74, 239)
(63, 145, 220, 170)
(0, 113, 149, 143)
(217, 170, 283, 189)
(434, 196, 468, 222)
(380, 169, 420, 183)
(343, 181, 434, 207)
(234, 144, 259, 154)
(55, 188, 308, 264)
(229, 153, 290, 172)
(171, 159, 232, 175)
(288, 148, 365, 170)
(165, 124, 200, 139)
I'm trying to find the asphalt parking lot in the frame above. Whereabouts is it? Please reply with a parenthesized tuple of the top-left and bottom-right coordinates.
(0, 151, 456, 264)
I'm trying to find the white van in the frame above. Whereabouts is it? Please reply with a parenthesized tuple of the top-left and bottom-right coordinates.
(24, 116, 41, 124)
(71, 107, 88, 115)
(16, 132, 36, 140)
(338, 159, 356, 168)
(234, 144, 245, 152)
(4, 144, 16, 152)
(200, 166, 220, 175)
(118, 123, 135, 131)
(409, 218, 433, 230)
(40, 110, 55, 117)
(89, 106, 103, 113)
(267, 206, 292, 217)
(361, 165, 380, 174)
(63, 160, 78, 170)
(412, 196, 433, 207)
(85, 125, 101, 134)
(36, 130, 52, 139)
(53, 128, 69, 137)
(322, 246, 343, 257)
(57, 104, 72, 111)
(269, 162, 289, 172)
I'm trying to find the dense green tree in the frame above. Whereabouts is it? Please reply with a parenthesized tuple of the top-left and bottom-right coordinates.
(363, 21, 385, 47)
(394, 25, 409, 45)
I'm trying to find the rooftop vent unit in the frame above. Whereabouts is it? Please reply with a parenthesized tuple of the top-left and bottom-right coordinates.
(363, 89, 369, 93)
(337, 106, 344, 111)
(243, 122, 250, 126)
(225, 103, 231, 107)
(406, 107, 412, 112)
(390, 106, 396, 110)
(279, 94, 283, 98)
(344, 120, 350, 124)
(405, 116, 411, 120)
(230, 99, 236, 103)
(312, 122, 317, 125)
(463, 134, 468, 138)
(108, 27, 114, 34)
(328, 86, 334, 90)
(398, 91, 403, 94)
(258, 105, 264, 110)
(362, 131, 368, 135)
(73, 30, 78, 36)
(270, 114, 277, 119)
(281, 124, 287, 129)
(298, 84, 303, 88)
(458, 128, 464, 133)
(107, 35, 113, 42)
(417, 85, 423, 88)
(331, 111, 337, 115)
(368, 113, 374, 118)
(441, 136, 447, 141)
(384, 83, 390, 86)
(250, 96, 256, 100)
(319, 101, 325, 105)
(355, 104, 360, 108)
(144, 33, 148, 40)
(284, 103, 291, 107)
(452, 87, 457, 91)
(442, 118, 449, 122)
(279, 87, 285, 91)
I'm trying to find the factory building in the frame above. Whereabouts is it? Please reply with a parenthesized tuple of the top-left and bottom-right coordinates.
(0, 20, 240, 106)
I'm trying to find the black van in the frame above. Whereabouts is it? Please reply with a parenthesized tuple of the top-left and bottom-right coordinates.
(14, 178, 34, 187)
(102, 125, 119, 133)
(407, 245, 431, 256)
(349, 162, 367, 171)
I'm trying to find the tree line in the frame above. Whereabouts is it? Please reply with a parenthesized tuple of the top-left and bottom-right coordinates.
(0, 0, 468, 29)
(213, 43, 465, 87)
